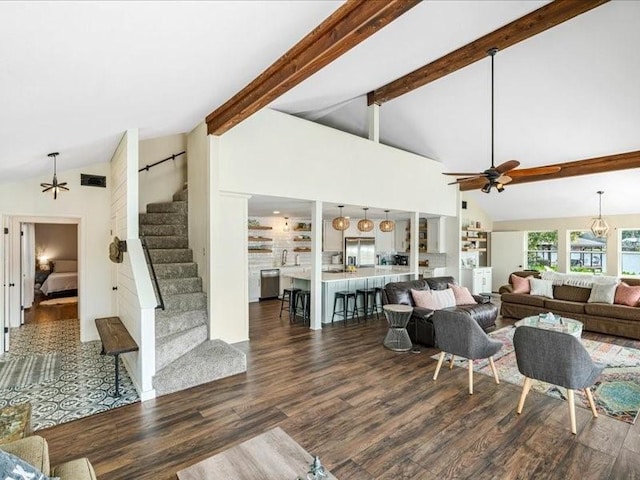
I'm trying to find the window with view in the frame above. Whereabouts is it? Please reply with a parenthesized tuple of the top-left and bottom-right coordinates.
(621, 229, 640, 276)
(527, 231, 558, 271)
(569, 230, 606, 273)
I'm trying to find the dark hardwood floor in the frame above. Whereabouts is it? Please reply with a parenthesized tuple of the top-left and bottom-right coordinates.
(24, 292, 78, 324)
(39, 300, 640, 479)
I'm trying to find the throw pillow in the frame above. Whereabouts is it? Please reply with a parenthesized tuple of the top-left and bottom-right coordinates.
(588, 282, 618, 304)
(541, 270, 564, 286)
(448, 283, 476, 305)
(411, 288, 456, 310)
(529, 278, 554, 299)
(614, 282, 640, 307)
(511, 274, 531, 294)
(0, 450, 56, 480)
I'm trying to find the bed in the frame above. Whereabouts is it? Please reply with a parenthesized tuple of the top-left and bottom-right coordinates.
(40, 260, 78, 296)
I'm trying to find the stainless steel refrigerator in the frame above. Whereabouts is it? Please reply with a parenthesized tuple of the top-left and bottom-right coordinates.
(344, 237, 376, 268)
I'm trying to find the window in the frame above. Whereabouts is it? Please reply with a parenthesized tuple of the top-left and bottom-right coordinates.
(569, 230, 606, 273)
(527, 231, 558, 271)
(621, 229, 640, 276)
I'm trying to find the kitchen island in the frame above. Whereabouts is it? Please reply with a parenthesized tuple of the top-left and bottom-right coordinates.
(284, 267, 415, 324)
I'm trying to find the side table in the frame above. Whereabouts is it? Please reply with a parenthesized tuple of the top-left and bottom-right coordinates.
(0, 403, 32, 445)
(383, 304, 413, 352)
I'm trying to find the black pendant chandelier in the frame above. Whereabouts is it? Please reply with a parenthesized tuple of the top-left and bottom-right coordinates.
(40, 152, 69, 200)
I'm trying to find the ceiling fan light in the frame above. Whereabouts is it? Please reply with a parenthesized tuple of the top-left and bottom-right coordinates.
(332, 205, 350, 231)
(379, 210, 394, 232)
(42, 152, 68, 200)
(496, 183, 505, 192)
(481, 183, 492, 193)
(357, 207, 374, 232)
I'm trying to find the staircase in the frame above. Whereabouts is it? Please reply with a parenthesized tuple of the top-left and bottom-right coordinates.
(140, 188, 246, 396)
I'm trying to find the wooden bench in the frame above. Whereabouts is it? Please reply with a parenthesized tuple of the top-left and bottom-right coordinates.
(95, 316, 138, 397)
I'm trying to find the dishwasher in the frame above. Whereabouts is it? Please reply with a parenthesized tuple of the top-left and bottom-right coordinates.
(260, 268, 280, 300)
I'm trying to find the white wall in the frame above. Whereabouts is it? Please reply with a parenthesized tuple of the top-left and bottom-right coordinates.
(35, 223, 78, 261)
(493, 213, 640, 276)
(138, 133, 187, 213)
(0, 162, 112, 341)
(110, 130, 156, 400)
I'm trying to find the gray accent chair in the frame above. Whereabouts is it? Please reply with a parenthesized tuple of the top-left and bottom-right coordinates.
(513, 326, 605, 434)
(432, 310, 503, 394)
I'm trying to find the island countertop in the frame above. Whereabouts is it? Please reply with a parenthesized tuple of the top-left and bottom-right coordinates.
(285, 266, 415, 283)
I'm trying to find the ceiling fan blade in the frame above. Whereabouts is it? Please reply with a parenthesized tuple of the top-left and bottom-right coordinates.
(58, 185, 69, 191)
(40, 182, 52, 188)
(497, 175, 512, 184)
(509, 166, 562, 177)
(41, 186, 54, 192)
(443, 172, 484, 176)
(495, 160, 520, 174)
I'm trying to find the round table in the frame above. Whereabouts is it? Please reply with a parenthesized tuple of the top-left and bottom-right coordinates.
(515, 315, 583, 338)
(382, 304, 413, 352)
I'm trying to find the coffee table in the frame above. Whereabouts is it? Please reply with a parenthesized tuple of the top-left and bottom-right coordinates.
(515, 315, 583, 338)
(177, 427, 337, 479)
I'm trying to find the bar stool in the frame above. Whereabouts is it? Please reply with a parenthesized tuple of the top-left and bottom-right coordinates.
(355, 288, 377, 320)
(373, 287, 384, 319)
(332, 291, 358, 326)
(293, 290, 311, 325)
(280, 288, 301, 321)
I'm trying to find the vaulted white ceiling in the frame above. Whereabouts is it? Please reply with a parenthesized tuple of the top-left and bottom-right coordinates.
(2, 1, 639, 222)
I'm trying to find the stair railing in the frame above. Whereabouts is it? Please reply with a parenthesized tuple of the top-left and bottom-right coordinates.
(138, 151, 186, 173)
(141, 236, 165, 310)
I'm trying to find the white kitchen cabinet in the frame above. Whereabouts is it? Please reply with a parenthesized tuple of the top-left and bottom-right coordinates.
(375, 221, 395, 254)
(394, 220, 409, 253)
(248, 272, 261, 303)
(460, 267, 492, 295)
(323, 220, 343, 252)
(427, 217, 445, 253)
(343, 219, 363, 239)
(419, 267, 446, 278)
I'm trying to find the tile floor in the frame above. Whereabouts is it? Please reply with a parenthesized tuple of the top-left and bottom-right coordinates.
(0, 319, 139, 430)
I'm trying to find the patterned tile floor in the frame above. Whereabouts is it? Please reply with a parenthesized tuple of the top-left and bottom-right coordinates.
(0, 319, 139, 430)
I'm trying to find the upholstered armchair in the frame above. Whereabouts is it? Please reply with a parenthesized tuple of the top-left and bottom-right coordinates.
(513, 326, 604, 434)
(432, 310, 502, 394)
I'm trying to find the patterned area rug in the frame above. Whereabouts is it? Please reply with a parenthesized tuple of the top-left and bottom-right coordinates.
(0, 354, 60, 389)
(434, 326, 640, 424)
(39, 296, 78, 306)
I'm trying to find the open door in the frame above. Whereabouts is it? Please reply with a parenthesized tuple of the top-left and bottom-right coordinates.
(2, 218, 9, 352)
(20, 223, 35, 326)
(491, 231, 526, 291)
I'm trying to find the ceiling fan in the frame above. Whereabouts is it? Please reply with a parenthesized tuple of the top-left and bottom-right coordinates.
(444, 48, 560, 193)
(40, 152, 69, 199)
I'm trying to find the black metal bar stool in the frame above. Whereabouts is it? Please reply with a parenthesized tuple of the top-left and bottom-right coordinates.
(293, 290, 311, 325)
(280, 288, 301, 321)
(355, 288, 377, 320)
(373, 287, 384, 319)
(331, 291, 358, 326)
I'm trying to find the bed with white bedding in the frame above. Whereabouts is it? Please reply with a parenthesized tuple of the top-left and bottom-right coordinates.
(40, 260, 78, 295)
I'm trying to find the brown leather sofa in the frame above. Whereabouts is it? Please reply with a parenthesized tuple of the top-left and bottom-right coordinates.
(499, 272, 640, 340)
(382, 276, 498, 347)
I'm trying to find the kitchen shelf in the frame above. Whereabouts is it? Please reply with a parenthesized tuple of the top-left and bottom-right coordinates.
(294, 227, 311, 232)
(464, 227, 484, 232)
(462, 248, 487, 252)
(293, 247, 312, 252)
(248, 226, 272, 230)
(293, 238, 310, 242)
(248, 236, 272, 241)
(248, 248, 272, 253)
(461, 237, 486, 242)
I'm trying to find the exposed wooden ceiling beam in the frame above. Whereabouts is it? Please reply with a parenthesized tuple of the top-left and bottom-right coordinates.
(369, 0, 609, 105)
(459, 150, 640, 191)
(206, 0, 421, 136)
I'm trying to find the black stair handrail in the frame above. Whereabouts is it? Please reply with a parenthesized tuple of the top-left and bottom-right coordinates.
(139, 151, 186, 173)
(140, 236, 165, 311)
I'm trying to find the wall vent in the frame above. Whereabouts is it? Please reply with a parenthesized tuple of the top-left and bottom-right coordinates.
(81, 174, 107, 188)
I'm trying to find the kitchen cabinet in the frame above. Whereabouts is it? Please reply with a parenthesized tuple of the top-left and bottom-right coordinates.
(394, 220, 409, 252)
(427, 217, 445, 253)
(249, 272, 261, 302)
(460, 267, 492, 295)
(375, 221, 395, 254)
(419, 267, 446, 278)
(323, 220, 343, 252)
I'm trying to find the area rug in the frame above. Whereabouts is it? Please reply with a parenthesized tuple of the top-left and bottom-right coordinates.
(39, 296, 77, 306)
(433, 326, 640, 424)
(0, 353, 61, 389)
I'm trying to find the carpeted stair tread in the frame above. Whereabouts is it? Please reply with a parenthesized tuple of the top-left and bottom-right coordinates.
(140, 224, 187, 237)
(139, 213, 187, 225)
(161, 292, 207, 313)
(153, 340, 246, 396)
(146, 201, 187, 214)
(173, 189, 188, 202)
(148, 248, 193, 264)
(155, 309, 207, 339)
(144, 236, 189, 249)
(155, 323, 208, 371)
(154, 262, 198, 279)
(157, 277, 202, 296)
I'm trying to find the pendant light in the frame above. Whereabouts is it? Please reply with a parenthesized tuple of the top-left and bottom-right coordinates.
(590, 190, 609, 238)
(357, 208, 374, 232)
(379, 210, 394, 232)
(283, 217, 290, 232)
(332, 205, 350, 231)
(40, 152, 69, 200)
